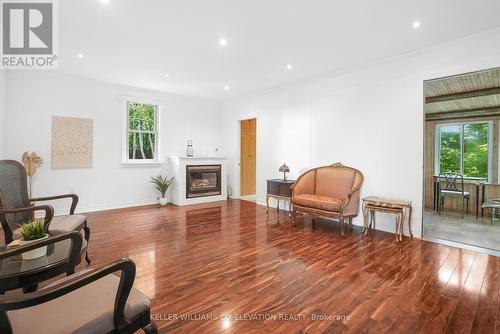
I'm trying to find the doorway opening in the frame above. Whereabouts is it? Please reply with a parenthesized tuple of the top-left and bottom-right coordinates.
(240, 118, 256, 202)
(423, 67, 500, 253)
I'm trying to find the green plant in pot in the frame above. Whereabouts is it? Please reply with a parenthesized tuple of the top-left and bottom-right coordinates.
(150, 175, 174, 206)
(19, 220, 49, 260)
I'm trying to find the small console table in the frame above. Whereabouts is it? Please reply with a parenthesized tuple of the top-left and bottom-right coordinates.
(266, 179, 295, 217)
(362, 196, 413, 242)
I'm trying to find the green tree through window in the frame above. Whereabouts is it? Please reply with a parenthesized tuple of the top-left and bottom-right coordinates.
(128, 102, 157, 160)
(438, 122, 489, 179)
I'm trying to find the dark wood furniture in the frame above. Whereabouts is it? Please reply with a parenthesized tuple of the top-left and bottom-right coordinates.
(0, 232, 156, 334)
(0, 232, 86, 293)
(362, 196, 413, 242)
(0, 160, 90, 264)
(266, 179, 295, 217)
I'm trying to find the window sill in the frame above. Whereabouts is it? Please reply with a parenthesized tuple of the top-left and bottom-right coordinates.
(121, 161, 162, 167)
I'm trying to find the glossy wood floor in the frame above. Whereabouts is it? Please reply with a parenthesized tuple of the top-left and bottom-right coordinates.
(82, 199, 500, 334)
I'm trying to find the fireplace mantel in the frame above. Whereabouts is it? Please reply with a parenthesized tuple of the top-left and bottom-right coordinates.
(167, 156, 227, 206)
(168, 156, 226, 160)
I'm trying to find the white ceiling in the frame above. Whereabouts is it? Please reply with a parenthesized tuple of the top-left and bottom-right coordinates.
(58, 0, 500, 100)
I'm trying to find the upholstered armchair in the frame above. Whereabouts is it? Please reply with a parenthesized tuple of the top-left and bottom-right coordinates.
(0, 160, 90, 263)
(291, 163, 364, 235)
(0, 232, 157, 334)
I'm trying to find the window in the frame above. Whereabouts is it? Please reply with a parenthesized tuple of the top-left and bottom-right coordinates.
(126, 102, 158, 161)
(436, 122, 491, 180)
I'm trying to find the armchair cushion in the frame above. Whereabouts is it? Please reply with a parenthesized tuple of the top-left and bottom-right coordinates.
(13, 214, 86, 240)
(48, 214, 87, 234)
(8, 270, 150, 334)
(293, 194, 345, 212)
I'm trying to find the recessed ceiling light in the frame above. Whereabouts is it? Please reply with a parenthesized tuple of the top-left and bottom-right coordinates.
(99, 0, 110, 4)
(286, 64, 293, 70)
(219, 38, 227, 47)
(164, 74, 169, 77)
(77, 54, 84, 59)
(413, 21, 421, 29)
(224, 85, 229, 91)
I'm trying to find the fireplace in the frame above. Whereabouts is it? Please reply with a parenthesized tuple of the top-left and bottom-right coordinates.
(186, 164, 222, 198)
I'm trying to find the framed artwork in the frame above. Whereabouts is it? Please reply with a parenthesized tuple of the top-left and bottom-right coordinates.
(51, 116, 93, 169)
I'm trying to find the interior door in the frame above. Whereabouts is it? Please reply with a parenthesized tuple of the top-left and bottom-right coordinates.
(240, 118, 256, 196)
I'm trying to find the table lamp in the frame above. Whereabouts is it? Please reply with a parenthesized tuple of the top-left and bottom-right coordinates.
(279, 163, 290, 181)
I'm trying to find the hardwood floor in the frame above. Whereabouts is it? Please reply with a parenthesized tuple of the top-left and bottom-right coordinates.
(81, 199, 500, 334)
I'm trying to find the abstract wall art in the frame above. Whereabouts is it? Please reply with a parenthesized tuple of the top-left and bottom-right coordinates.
(51, 116, 93, 169)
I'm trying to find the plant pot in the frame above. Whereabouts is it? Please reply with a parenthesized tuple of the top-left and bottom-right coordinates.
(159, 197, 169, 206)
(19, 234, 49, 260)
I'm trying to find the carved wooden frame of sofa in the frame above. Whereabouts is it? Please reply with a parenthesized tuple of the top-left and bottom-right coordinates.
(291, 163, 364, 235)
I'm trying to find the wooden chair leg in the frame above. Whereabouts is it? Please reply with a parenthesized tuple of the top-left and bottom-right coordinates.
(339, 216, 344, 236)
(84, 224, 91, 264)
(143, 321, 158, 334)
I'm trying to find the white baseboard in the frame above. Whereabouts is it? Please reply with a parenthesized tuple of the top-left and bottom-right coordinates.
(54, 199, 158, 216)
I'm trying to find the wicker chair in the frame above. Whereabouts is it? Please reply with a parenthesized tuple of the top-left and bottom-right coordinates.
(0, 160, 90, 263)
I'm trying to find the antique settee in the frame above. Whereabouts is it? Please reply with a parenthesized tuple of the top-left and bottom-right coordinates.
(291, 163, 364, 235)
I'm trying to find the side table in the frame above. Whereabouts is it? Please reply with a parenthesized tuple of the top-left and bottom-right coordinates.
(266, 179, 295, 217)
(362, 196, 413, 242)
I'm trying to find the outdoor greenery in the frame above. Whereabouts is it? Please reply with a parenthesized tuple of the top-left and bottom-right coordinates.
(19, 220, 48, 241)
(128, 102, 157, 159)
(150, 175, 175, 198)
(439, 123, 488, 179)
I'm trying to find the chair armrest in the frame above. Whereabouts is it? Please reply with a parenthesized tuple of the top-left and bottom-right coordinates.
(0, 231, 82, 275)
(31, 194, 79, 215)
(0, 258, 136, 332)
(0, 205, 54, 227)
(341, 174, 364, 211)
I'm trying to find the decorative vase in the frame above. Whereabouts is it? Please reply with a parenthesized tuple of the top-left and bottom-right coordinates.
(186, 140, 194, 157)
(159, 197, 168, 206)
(19, 234, 49, 260)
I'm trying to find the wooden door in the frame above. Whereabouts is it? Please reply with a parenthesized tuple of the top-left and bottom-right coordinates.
(240, 118, 256, 196)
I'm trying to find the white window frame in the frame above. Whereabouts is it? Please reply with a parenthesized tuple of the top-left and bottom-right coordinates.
(435, 121, 493, 182)
(121, 97, 161, 165)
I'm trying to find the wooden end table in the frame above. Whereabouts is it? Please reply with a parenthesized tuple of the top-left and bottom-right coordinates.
(362, 196, 413, 242)
(266, 179, 295, 217)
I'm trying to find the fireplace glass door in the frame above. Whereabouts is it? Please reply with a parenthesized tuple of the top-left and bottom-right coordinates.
(186, 165, 222, 198)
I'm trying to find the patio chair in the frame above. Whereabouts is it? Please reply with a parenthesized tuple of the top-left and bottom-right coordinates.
(438, 172, 470, 218)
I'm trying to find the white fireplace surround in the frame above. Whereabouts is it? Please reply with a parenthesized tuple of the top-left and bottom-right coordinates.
(168, 156, 227, 206)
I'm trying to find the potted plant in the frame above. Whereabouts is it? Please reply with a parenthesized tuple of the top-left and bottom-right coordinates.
(19, 220, 49, 260)
(150, 175, 174, 206)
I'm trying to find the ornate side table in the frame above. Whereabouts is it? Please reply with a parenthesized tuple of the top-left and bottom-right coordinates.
(362, 196, 413, 242)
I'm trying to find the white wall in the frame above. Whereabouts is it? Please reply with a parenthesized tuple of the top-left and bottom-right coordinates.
(222, 28, 500, 238)
(5, 71, 223, 214)
(0, 70, 7, 158)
